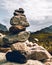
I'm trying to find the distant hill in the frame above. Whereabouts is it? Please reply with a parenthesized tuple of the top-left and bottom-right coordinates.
(0, 24, 8, 33)
(34, 25, 52, 34)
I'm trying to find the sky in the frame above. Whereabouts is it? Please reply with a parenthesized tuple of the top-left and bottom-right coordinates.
(0, 0, 52, 32)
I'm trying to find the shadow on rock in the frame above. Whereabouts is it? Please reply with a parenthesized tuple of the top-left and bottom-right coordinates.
(6, 50, 27, 64)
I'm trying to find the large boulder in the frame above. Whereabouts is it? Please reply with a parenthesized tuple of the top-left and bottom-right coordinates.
(10, 42, 31, 59)
(11, 41, 51, 61)
(29, 46, 51, 60)
(6, 50, 27, 63)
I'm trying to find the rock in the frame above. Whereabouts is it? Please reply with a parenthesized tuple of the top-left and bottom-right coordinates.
(28, 46, 51, 60)
(0, 52, 6, 63)
(34, 38, 39, 43)
(1, 60, 45, 65)
(11, 41, 51, 61)
(9, 26, 26, 34)
(11, 42, 29, 51)
(0, 33, 6, 46)
(6, 50, 27, 63)
(33, 43, 39, 46)
(25, 40, 33, 47)
(25, 60, 45, 65)
(11, 40, 39, 51)
(34, 38, 39, 42)
(10, 10, 30, 27)
(0, 47, 11, 53)
(29, 46, 45, 50)
(3, 31, 30, 44)
(10, 42, 31, 59)
(13, 31, 30, 42)
(44, 62, 52, 65)
(44, 58, 52, 62)
(26, 40, 39, 47)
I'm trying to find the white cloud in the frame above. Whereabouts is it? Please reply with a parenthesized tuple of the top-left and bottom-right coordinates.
(0, 0, 52, 31)
(1, 0, 52, 20)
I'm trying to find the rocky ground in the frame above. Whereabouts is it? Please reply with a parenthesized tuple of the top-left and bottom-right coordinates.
(0, 58, 52, 65)
(0, 40, 52, 65)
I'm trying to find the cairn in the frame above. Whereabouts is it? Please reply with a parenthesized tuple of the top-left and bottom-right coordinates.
(0, 8, 52, 64)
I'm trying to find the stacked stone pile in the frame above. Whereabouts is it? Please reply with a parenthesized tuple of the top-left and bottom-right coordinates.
(0, 8, 52, 65)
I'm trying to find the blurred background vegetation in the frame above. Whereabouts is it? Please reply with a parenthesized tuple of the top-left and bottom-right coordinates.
(29, 33, 52, 55)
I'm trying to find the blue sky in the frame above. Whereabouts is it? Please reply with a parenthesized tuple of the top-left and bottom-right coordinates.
(0, 0, 52, 32)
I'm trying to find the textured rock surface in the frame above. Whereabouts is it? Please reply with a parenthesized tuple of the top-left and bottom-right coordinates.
(11, 41, 51, 60)
(29, 46, 51, 60)
(0, 33, 6, 46)
(0, 47, 11, 53)
(10, 42, 31, 59)
(44, 62, 52, 65)
(11, 42, 30, 52)
(11, 40, 39, 52)
(3, 31, 30, 44)
(26, 40, 39, 47)
(1, 60, 45, 65)
(6, 50, 27, 63)
(44, 58, 52, 65)
(0, 53, 6, 63)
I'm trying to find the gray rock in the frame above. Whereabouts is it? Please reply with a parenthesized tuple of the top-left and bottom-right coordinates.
(3, 31, 30, 44)
(10, 14, 29, 27)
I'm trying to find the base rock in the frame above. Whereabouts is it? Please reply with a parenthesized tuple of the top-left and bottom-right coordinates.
(1, 60, 45, 65)
(10, 41, 51, 61)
